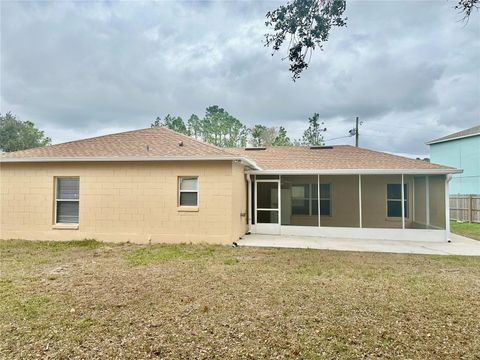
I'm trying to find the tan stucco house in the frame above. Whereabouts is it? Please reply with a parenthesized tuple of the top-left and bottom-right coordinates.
(0, 127, 461, 244)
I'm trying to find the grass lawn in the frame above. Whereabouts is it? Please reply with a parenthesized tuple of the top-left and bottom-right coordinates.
(451, 220, 480, 240)
(1, 240, 479, 359)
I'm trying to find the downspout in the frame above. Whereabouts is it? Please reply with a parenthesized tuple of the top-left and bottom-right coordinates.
(246, 173, 252, 234)
(446, 174, 453, 243)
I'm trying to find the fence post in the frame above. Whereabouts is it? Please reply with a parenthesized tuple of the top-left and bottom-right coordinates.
(469, 194, 473, 223)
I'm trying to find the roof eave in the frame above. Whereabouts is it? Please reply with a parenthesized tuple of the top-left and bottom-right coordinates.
(248, 168, 462, 175)
(0, 155, 262, 170)
(426, 132, 480, 145)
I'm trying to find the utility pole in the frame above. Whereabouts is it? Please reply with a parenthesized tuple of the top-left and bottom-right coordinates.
(355, 116, 359, 147)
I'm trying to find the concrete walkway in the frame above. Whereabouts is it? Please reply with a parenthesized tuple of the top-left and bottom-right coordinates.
(237, 233, 480, 256)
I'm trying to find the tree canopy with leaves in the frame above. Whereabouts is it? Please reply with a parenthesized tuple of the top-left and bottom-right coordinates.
(272, 126, 292, 146)
(265, 0, 347, 81)
(266, 0, 478, 80)
(301, 113, 326, 146)
(152, 106, 321, 148)
(0, 112, 51, 152)
(152, 106, 248, 147)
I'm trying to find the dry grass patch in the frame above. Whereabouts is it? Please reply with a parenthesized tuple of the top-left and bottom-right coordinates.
(0, 240, 479, 359)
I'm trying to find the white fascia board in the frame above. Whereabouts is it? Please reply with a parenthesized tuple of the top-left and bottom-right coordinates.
(247, 168, 463, 175)
(426, 133, 480, 145)
(0, 155, 262, 170)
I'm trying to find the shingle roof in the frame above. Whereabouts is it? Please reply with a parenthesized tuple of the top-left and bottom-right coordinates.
(426, 125, 480, 145)
(1, 127, 233, 159)
(225, 145, 455, 172)
(1, 127, 458, 173)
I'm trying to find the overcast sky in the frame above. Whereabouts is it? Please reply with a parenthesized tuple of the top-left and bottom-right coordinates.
(1, 0, 479, 157)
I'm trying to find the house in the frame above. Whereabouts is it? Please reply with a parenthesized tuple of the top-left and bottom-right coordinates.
(427, 125, 480, 195)
(0, 127, 460, 244)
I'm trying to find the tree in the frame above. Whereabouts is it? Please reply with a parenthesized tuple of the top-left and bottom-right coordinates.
(151, 114, 190, 136)
(0, 112, 51, 152)
(250, 124, 279, 147)
(203, 106, 247, 147)
(272, 126, 292, 146)
(265, 0, 347, 81)
(456, 0, 479, 20)
(301, 113, 326, 146)
(187, 114, 203, 140)
(266, 0, 477, 81)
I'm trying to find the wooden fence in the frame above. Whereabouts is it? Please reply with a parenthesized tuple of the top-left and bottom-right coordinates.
(450, 195, 480, 223)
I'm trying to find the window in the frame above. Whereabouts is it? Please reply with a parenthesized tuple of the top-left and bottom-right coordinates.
(387, 184, 408, 218)
(55, 177, 79, 224)
(291, 184, 317, 215)
(319, 184, 331, 216)
(290, 183, 331, 216)
(179, 177, 198, 206)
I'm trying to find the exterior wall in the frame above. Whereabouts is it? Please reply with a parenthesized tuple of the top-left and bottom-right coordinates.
(429, 175, 446, 229)
(319, 175, 359, 227)
(0, 160, 247, 244)
(361, 175, 414, 229)
(430, 135, 480, 194)
(413, 176, 427, 226)
(231, 162, 248, 241)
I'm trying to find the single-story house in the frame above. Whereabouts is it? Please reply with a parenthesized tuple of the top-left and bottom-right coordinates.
(0, 127, 461, 244)
(427, 125, 480, 195)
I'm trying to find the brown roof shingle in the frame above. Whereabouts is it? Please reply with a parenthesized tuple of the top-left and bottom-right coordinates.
(1, 127, 458, 173)
(1, 127, 232, 159)
(426, 124, 480, 145)
(225, 145, 455, 171)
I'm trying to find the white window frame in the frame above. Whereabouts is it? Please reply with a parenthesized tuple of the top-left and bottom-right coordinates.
(55, 177, 80, 225)
(386, 183, 408, 219)
(178, 176, 199, 207)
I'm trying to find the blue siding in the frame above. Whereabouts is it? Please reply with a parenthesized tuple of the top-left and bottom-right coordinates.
(430, 135, 480, 194)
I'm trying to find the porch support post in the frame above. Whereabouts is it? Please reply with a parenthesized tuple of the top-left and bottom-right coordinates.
(358, 174, 363, 228)
(246, 173, 252, 232)
(446, 174, 452, 242)
(426, 175, 430, 228)
(278, 175, 282, 228)
(401, 174, 405, 230)
(412, 177, 416, 222)
(318, 174, 321, 227)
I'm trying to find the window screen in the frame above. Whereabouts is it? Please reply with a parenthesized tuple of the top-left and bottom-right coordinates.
(179, 177, 198, 206)
(56, 177, 79, 223)
(387, 184, 408, 218)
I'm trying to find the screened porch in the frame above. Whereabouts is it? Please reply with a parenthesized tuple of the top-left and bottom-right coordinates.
(248, 174, 449, 242)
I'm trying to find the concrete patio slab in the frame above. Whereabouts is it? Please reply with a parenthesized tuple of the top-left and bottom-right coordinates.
(237, 233, 480, 256)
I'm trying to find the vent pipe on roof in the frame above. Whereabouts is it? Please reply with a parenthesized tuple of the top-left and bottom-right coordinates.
(178, 141, 184, 147)
(245, 147, 266, 151)
(309, 146, 333, 150)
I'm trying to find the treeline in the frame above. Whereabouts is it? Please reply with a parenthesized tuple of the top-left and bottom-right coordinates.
(151, 105, 327, 148)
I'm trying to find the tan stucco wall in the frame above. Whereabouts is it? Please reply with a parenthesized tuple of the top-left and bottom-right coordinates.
(231, 162, 248, 241)
(0, 160, 248, 244)
(429, 175, 446, 229)
(361, 175, 415, 229)
(319, 175, 360, 227)
(413, 176, 427, 227)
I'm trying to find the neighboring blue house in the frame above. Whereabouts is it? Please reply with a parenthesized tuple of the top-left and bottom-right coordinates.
(427, 125, 480, 195)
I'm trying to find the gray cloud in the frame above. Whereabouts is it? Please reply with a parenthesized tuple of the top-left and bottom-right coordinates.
(1, 0, 479, 157)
